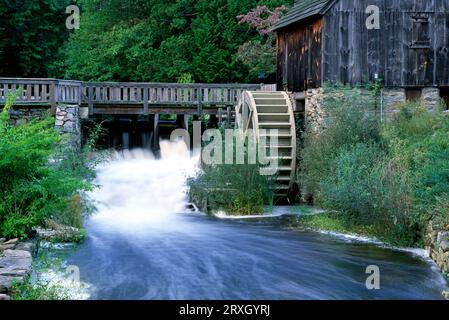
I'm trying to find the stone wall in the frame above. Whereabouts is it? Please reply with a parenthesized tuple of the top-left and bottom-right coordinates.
(0, 238, 35, 300)
(55, 105, 81, 150)
(8, 107, 51, 126)
(426, 220, 449, 276)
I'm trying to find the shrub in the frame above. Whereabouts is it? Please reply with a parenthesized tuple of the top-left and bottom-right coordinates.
(300, 87, 449, 246)
(385, 104, 449, 230)
(300, 84, 381, 199)
(0, 93, 95, 238)
(318, 143, 416, 245)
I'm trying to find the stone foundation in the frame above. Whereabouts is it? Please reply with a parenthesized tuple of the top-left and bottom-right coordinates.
(422, 87, 441, 112)
(296, 86, 443, 128)
(426, 220, 449, 275)
(382, 88, 406, 114)
(382, 87, 442, 113)
(55, 105, 81, 150)
(305, 88, 325, 131)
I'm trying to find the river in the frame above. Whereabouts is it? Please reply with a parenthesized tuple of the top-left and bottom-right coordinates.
(63, 145, 447, 300)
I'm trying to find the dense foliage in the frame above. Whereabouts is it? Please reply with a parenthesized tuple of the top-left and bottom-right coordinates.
(0, 0, 71, 77)
(0, 0, 292, 80)
(300, 86, 449, 246)
(0, 94, 95, 239)
(60, 0, 292, 82)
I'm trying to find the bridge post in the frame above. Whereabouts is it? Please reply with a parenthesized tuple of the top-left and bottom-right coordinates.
(143, 87, 149, 115)
(49, 81, 57, 115)
(227, 107, 232, 125)
(54, 104, 81, 150)
(88, 85, 94, 116)
(197, 85, 203, 116)
(153, 114, 159, 151)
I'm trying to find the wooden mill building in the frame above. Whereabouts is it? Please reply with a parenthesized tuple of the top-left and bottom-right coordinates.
(273, 0, 449, 112)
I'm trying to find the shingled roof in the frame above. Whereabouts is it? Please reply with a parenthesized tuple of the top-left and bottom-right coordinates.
(273, 0, 335, 31)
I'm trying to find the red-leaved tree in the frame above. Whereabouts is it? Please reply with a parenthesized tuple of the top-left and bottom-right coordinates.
(237, 5, 288, 80)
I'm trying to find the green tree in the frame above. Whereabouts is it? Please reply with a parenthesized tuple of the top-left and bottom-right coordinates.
(62, 0, 293, 82)
(0, 0, 72, 77)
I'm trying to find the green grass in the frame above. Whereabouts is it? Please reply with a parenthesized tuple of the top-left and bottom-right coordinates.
(301, 212, 377, 238)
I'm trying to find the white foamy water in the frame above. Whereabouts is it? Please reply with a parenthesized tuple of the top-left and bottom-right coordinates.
(88, 141, 200, 233)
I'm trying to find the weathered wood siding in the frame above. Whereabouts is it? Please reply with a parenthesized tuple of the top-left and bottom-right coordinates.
(277, 18, 323, 92)
(323, 0, 449, 87)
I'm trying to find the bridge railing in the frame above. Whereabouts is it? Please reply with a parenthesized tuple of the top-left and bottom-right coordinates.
(0, 78, 276, 115)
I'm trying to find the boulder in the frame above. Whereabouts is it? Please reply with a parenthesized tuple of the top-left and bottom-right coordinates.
(437, 231, 449, 244)
(3, 239, 18, 246)
(0, 294, 10, 300)
(0, 238, 5, 244)
(0, 267, 28, 277)
(15, 242, 36, 255)
(440, 240, 449, 251)
(3, 250, 31, 259)
(34, 223, 84, 243)
(0, 244, 16, 252)
(0, 251, 32, 272)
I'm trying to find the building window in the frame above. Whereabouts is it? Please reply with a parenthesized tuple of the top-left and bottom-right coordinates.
(411, 13, 430, 48)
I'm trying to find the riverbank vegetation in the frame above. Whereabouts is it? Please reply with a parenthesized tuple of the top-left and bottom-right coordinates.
(0, 94, 97, 239)
(189, 162, 273, 215)
(300, 85, 449, 247)
(9, 247, 85, 300)
(188, 130, 275, 215)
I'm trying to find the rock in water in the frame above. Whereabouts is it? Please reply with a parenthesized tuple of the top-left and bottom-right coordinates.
(443, 291, 449, 300)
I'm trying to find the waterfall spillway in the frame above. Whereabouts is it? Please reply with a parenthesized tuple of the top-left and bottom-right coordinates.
(88, 141, 199, 233)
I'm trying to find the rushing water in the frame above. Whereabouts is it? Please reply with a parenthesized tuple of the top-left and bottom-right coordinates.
(65, 143, 447, 300)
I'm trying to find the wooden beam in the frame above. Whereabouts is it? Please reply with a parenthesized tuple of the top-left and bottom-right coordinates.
(88, 86, 93, 115)
(197, 86, 203, 116)
(143, 87, 149, 115)
(49, 81, 56, 114)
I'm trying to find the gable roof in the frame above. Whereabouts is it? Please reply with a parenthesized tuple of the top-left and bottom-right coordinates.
(273, 0, 336, 31)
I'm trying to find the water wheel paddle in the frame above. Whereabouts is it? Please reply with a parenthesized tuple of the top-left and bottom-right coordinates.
(235, 91, 297, 198)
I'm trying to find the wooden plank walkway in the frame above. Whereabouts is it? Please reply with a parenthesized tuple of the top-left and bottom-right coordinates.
(0, 78, 276, 115)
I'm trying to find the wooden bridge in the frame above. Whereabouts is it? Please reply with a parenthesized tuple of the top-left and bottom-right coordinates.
(0, 78, 276, 116)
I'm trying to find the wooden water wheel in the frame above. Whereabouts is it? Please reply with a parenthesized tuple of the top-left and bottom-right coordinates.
(235, 91, 297, 198)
